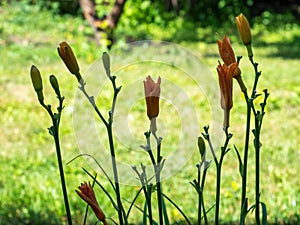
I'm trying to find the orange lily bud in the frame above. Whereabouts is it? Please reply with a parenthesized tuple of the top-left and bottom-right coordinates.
(217, 35, 236, 66)
(144, 76, 161, 120)
(217, 62, 237, 129)
(217, 36, 246, 90)
(236, 14, 251, 46)
(58, 42, 82, 81)
(236, 14, 253, 58)
(30, 65, 44, 103)
(76, 182, 107, 225)
(144, 76, 161, 134)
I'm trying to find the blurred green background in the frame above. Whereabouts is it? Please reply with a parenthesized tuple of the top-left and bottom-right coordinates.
(0, 0, 300, 224)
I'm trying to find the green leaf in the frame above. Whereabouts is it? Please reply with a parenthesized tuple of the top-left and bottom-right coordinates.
(126, 187, 143, 219)
(261, 202, 267, 225)
(161, 192, 192, 225)
(234, 145, 244, 177)
(162, 196, 170, 225)
(142, 202, 147, 225)
(48, 126, 54, 136)
(240, 198, 248, 225)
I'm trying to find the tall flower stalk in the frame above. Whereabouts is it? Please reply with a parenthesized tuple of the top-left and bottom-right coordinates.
(190, 136, 210, 225)
(202, 125, 232, 225)
(142, 76, 165, 225)
(235, 13, 268, 224)
(30, 67, 72, 225)
(58, 44, 125, 225)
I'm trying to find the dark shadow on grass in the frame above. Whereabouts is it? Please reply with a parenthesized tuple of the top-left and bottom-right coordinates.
(253, 32, 300, 59)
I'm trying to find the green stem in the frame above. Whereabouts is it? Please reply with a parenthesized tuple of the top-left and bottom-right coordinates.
(215, 164, 222, 225)
(53, 127, 72, 225)
(133, 166, 153, 225)
(107, 123, 124, 225)
(197, 165, 202, 225)
(214, 131, 231, 225)
(156, 140, 163, 225)
(146, 185, 154, 225)
(254, 118, 261, 225)
(240, 91, 251, 224)
(201, 166, 208, 225)
(41, 102, 72, 225)
(79, 81, 108, 126)
(250, 59, 260, 100)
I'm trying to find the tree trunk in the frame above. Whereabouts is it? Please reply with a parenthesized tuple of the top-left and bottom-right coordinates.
(79, 0, 127, 48)
(107, 0, 127, 29)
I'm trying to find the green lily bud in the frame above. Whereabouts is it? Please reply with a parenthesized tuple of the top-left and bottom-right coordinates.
(197, 136, 206, 158)
(102, 52, 110, 77)
(49, 75, 60, 96)
(30, 65, 44, 103)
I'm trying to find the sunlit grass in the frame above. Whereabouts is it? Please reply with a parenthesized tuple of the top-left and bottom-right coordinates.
(1, 2, 300, 224)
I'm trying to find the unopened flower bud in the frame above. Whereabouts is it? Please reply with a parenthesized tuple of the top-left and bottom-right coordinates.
(76, 182, 107, 224)
(217, 36, 236, 66)
(58, 41, 82, 82)
(49, 75, 60, 96)
(197, 136, 206, 158)
(144, 76, 161, 120)
(30, 65, 44, 103)
(102, 52, 110, 77)
(217, 62, 238, 130)
(236, 14, 251, 46)
(236, 14, 253, 58)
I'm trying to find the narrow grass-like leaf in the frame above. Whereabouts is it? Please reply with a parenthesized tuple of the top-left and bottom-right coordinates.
(162, 196, 170, 225)
(161, 192, 192, 225)
(234, 145, 244, 177)
(261, 202, 267, 225)
(126, 187, 143, 218)
(67, 153, 116, 192)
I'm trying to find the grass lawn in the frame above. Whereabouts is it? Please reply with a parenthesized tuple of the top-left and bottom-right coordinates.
(1, 2, 300, 225)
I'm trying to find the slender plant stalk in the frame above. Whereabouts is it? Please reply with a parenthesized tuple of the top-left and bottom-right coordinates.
(249, 58, 262, 225)
(240, 91, 251, 224)
(201, 166, 209, 225)
(207, 128, 231, 225)
(155, 139, 164, 225)
(78, 77, 125, 225)
(197, 165, 202, 225)
(196, 160, 208, 225)
(215, 163, 222, 225)
(41, 101, 72, 225)
(254, 116, 261, 225)
(107, 124, 124, 225)
(53, 128, 73, 225)
(145, 133, 164, 225)
(146, 187, 154, 225)
(132, 165, 153, 225)
(201, 192, 208, 225)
